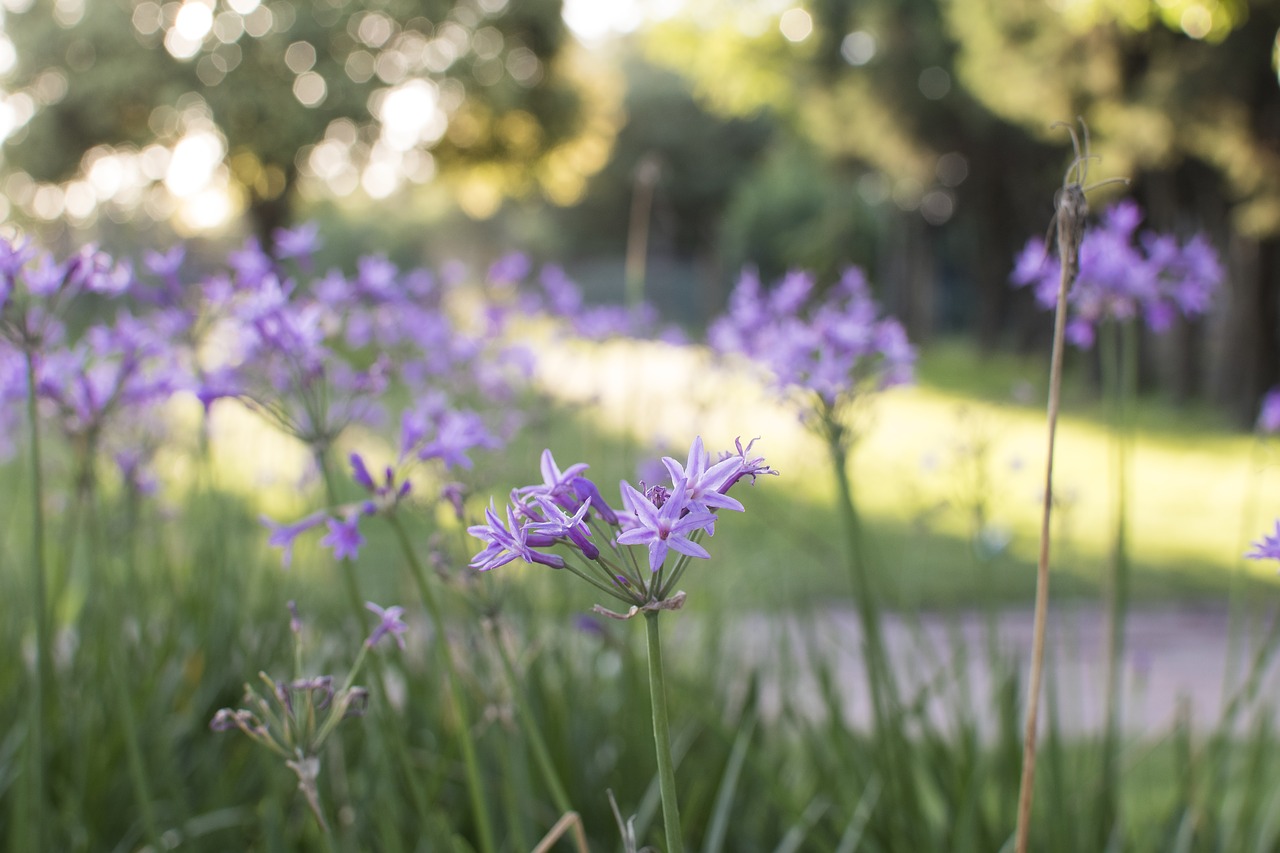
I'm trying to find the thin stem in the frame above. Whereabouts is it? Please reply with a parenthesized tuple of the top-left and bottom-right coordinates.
(387, 514, 496, 853)
(1098, 319, 1135, 838)
(1014, 226, 1074, 853)
(1226, 436, 1268, 695)
(825, 431, 915, 846)
(23, 349, 48, 851)
(314, 455, 436, 833)
(644, 610, 684, 853)
(112, 653, 162, 848)
(485, 619, 575, 816)
(314, 450, 366, 626)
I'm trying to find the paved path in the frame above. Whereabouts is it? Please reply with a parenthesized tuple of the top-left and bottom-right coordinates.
(725, 604, 1280, 736)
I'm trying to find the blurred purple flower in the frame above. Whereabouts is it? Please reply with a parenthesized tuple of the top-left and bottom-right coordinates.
(1246, 520, 1280, 562)
(710, 265, 914, 408)
(321, 515, 365, 562)
(1010, 200, 1222, 348)
(364, 602, 408, 649)
(1259, 387, 1280, 434)
(274, 222, 322, 268)
(262, 512, 328, 568)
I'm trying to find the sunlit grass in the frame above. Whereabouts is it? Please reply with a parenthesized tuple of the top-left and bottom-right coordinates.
(524, 334, 1280, 607)
(125, 332, 1280, 611)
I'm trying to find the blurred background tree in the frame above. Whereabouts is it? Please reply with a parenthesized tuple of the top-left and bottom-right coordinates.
(638, 0, 1280, 418)
(0, 0, 592, 245)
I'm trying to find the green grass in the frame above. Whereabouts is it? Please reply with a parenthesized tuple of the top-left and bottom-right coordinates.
(6, 335, 1280, 851)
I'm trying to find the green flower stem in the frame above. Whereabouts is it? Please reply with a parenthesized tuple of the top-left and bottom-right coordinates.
(23, 350, 48, 851)
(824, 429, 917, 847)
(112, 653, 162, 848)
(313, 454, 435, 831)
(387, 514, 496, 853)
(644, 610, 684, 853)
(1097, 318, 1136, 837)
(485, 619, 575, 817)
(315, 450, 368, 626)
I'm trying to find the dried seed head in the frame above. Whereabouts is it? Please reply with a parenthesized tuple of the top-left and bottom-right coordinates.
(1055, 183, 1088, 283)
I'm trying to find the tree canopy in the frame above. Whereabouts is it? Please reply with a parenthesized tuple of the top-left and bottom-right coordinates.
(0, 0, 592, 239)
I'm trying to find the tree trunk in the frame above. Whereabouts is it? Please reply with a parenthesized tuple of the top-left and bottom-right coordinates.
(1217, 234, 1280, 425)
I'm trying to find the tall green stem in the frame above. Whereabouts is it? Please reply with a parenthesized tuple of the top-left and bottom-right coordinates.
(1097, 319, 1135, 841)
(313, 452, 440, 833)
(644, 610, 684, 853)
(825, 431, 917, 847)
(23, 350, 48, 850)
(487, 620, 574, 816)
(387, 514, 496, 853)
(825, 434, 893, 727)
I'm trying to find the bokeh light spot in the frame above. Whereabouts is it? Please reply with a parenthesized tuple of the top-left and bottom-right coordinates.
(841, 30, 876, 65)
(936, 152, 968, 187)
(345, 51, 375, 83)
(918, 66, 951, 100)
(175, 1, 214, 41)
(921, 189, 955, 225)
(132, 2, 163, 37)
(779, 8, 813, 43)
(165, 130, 224, 198)
(285, 40, 316, 74)
(293, 72, 327, 107)
(1180, 4, 1212, 39)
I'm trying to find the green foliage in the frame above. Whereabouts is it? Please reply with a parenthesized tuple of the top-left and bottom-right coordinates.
(719, 141, 881, 281)
(545, 55, 774, 260)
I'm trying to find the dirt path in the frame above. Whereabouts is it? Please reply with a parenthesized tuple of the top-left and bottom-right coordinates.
(727, 603, 1280, 736)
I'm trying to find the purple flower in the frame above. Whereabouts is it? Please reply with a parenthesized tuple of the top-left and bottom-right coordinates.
(1259, 388, 1280, 434)
(228, 237, 273, 289)
(528, 496, 599, 560)
(711, 266, 914, 408)
(517, 448, 589, 506)
(1010, 201, 1222, 348)
(488, 252, 531, 285)
(539, 264, 582, 315)
(350, 452, 377, 491)
(720, 436, 779, 491)
(364, 602, 408, 649)
(415, 409, 498, 470)
(274, 222, 321, 267)
(468, 503, 566, 571)
(616, 480, 716, 573)
(321, 515, 365, 562)
(262, 512, 328, 568)
(1246, 520, 1280, 562)
(356, 254, 398, 299)
(661, 436, 745, 531)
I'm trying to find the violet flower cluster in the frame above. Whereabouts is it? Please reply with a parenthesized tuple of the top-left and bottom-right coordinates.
(260, 392, 504, 567)
(708, 267, 914, 440)
(467, 436, 776, 615)
(197, 228, 525, 457)
(486, 251, 687, 343)
(0, 235, 187, 479)
(1011, 200, 1223, 348)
